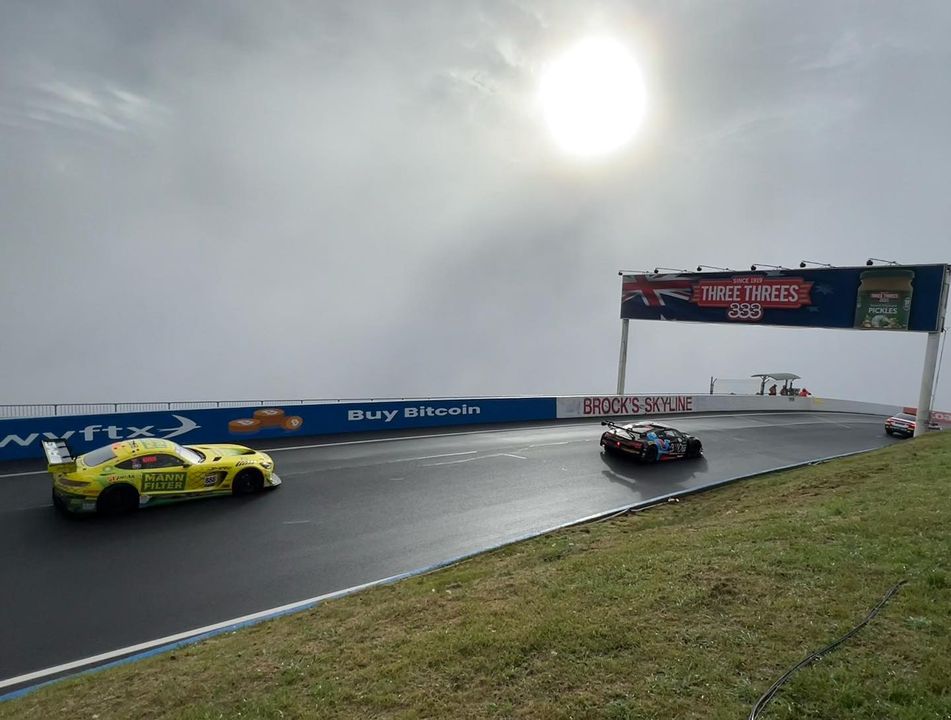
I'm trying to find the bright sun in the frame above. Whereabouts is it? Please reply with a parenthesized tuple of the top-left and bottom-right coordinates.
(540, 37, 647, 157)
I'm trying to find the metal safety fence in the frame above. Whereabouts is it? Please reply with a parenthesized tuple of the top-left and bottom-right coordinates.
(0, 396, 555, 420)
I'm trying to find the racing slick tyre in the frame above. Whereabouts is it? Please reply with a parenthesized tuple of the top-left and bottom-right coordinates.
(52, 489, 70, 515)
(687, 441, 703, 459)
(232, 469, 264, 496)
(96, 484, 139, 516)
(885, 429, 894, 436)
(253, 408, 286, 428)
(644, 446, 659, 463)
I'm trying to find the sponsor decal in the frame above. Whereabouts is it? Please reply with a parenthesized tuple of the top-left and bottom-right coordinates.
(580, 396, 694, 417)
(0, 415, 200, 450)
(141, 472, 187, 492)
(622, 273, 813, 323)
(619, 265, 947, 332)
(691, 276, 813, 321)
(202, 474, 219, 487)
(346, 404, 482, 423)
(228, 409, 304, 436)
(855, 270, 913, 330)
(901, 407, 951, 426)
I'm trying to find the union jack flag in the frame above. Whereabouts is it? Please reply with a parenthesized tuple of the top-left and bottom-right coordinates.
(622, 275, 694, 306)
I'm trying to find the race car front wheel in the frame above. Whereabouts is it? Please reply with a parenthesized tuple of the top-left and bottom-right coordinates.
(232, 469, 264, 496)
(644, 446, 659, 463)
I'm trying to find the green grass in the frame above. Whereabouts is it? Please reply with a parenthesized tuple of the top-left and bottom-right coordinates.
(5, 433, 950, 719)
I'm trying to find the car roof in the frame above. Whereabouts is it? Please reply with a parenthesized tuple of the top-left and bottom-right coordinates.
(108, 439, 178, 458)
(624, 421, 675, 431)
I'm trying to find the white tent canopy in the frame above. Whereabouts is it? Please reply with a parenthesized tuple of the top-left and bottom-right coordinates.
(751, 372, 802, 395)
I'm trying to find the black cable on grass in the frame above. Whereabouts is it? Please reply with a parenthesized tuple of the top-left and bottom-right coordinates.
(748, 579, 907, 720)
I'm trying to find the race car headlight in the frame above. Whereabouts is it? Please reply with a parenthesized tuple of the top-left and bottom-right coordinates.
(261, 461, 273, 470)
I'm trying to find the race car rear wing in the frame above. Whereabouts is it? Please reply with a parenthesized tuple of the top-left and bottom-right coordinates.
(601, 421, 640, 438)
(41, 438, 77, 473)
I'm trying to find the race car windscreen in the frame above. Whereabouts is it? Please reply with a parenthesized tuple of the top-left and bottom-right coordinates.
(174, 444, 204, 464)
(82, 446, 117, 467)
(620, 425, 646, 437)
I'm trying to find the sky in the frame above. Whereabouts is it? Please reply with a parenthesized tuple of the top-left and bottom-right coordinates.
(1, 0, 950, 408)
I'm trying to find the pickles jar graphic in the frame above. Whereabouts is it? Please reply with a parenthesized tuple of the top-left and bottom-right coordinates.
(228, 408, 304, 435)
(854, 269, 915, 330)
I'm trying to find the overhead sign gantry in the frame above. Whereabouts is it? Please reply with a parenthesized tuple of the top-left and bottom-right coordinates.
(616, 263, 950, 436)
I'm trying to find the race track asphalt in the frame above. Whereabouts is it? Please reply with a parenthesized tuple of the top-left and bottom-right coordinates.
(0, 411, 898, 688)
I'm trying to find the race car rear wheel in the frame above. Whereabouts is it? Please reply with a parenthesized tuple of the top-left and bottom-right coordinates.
(51, 489, 71, 515)
(232, 469, 264, 496)
(96, 485, 139, 515)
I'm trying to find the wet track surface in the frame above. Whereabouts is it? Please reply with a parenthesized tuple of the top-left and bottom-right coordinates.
(0, 411, 897, 686)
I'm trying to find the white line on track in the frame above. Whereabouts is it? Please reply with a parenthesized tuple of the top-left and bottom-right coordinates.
(0, 579, 388, 691)
(422, 457, 482, 467)
(0, 418, 889, 694)
(388, 451, 476, 463)
(0, 412, 885, 480)
(0, 470, 46, 479)
(258, 412, 884, 456)
(256, 413, 820, 455)
(0, 504, 52, 514)
(423, 451, 530, 466)
(257, 426, 597, 453)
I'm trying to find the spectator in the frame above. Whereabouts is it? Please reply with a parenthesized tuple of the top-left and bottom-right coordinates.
(768, 384, 778, 396)
(799, 387, 811, 397)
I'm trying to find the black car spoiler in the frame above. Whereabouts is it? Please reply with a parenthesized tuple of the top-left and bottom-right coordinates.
(41, 438, 77, 473)
(601, 421, 640, 438)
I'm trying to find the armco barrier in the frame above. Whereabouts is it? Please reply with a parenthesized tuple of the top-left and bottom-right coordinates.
(0, 394, 904, 463)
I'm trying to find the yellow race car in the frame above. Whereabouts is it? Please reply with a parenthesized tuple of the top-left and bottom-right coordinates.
(43, 437, 281, 515)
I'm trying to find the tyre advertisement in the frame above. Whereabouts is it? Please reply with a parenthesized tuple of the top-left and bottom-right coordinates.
(0, 398, 557, 461)
(620, 264, 949, 331)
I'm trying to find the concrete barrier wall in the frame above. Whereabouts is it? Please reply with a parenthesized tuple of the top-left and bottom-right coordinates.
(554, 394, 901, 418)
(0, 398, 556, 462)
(0, 394, 902, 462)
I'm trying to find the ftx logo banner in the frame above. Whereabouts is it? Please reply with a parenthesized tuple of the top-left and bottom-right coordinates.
(0, 414, 201, 460)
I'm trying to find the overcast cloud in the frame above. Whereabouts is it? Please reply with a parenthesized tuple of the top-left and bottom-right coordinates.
(2, 1, 950, 408)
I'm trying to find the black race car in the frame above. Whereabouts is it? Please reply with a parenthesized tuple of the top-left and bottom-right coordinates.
(600, 420, 703, 462)
(884, 412, 940, 438)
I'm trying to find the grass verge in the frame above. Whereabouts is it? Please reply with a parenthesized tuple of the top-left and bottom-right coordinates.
(4, 433, 950, 719)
